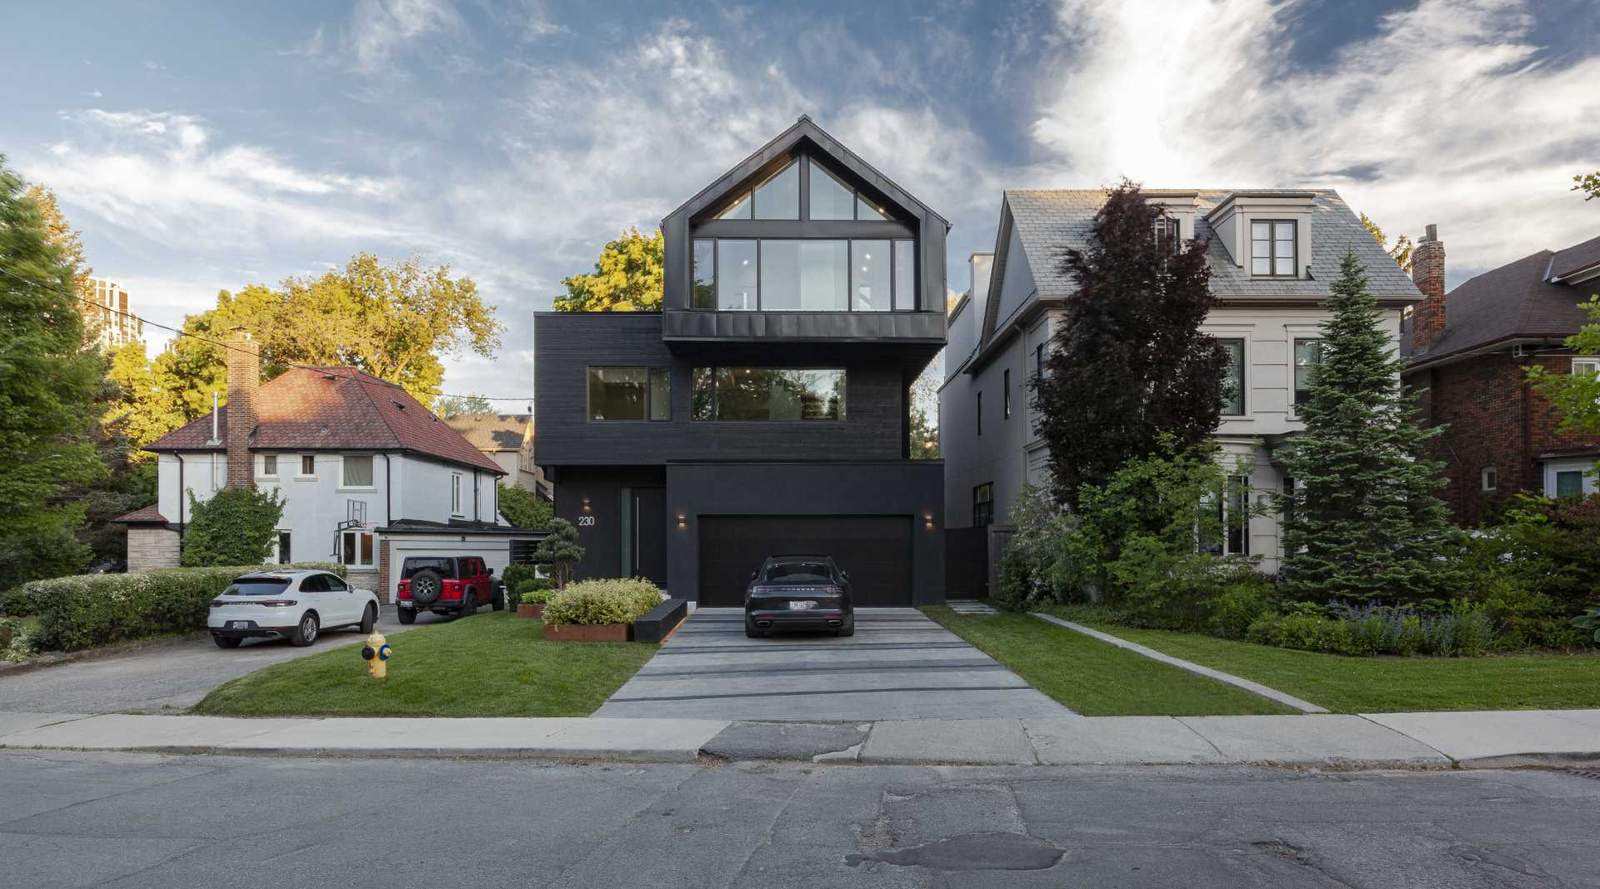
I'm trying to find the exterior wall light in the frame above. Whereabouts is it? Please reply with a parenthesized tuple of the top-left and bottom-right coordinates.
(581, 495, 592, 512)
(677, 512, 687, 529)
(923, 511, 935, 530)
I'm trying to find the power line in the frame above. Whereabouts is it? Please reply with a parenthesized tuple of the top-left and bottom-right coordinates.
(0, 262, 533, 402)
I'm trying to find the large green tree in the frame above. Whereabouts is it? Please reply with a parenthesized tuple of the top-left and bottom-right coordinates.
(0, 159, 106, 585)
(1575, 171, 1600, 201)
(1359, 211, 1414, 273)
(433, 394, 493, 418)
(1031, 181, 1228, 507)
(554, 227, 663, 312)
(497, 484, 552, 529)
(1276, 250, 1456, 601)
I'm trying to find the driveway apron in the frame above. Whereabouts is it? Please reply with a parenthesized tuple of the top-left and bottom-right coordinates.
(594, 607, 1071, 721)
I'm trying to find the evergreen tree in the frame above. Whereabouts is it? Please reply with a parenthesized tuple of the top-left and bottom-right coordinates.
(1032, 181, 1228, 507)
(0, 158, 106, 586)
(532, 518, 585, 588)
(1277, 249, 1455, 601)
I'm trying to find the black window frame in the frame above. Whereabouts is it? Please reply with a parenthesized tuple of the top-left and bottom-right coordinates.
(585, 366, 671, 422)
(690, 235, 917, 313)
(1003, 368, 1012, 420)
(1292, 338, 1323, 410)
(689, 366, 847, 422)
(976, 390, 983, 437)
(1219, 338, 1246, 417)
(973, 483, 994, 527)
(1250, 219, 1298, 277)
(1034, 343, 1045, 379)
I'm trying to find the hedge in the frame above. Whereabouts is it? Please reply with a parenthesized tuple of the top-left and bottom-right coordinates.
(542, 578, 663, 626)
(20, 563, 346, 652)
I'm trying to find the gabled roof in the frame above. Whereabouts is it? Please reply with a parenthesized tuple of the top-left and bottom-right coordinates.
(145, 366, 504, 475)
(112, 504, 168, 525)
(1549, 234, 1600, 281)
(661, 115, 949, 229)
(1404, 245, 1595, 364)
(443, 414, 531, 453)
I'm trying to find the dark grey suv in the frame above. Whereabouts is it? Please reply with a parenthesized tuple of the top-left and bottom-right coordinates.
(744, 555, 854, 638)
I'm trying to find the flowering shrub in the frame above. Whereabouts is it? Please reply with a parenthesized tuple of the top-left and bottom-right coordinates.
(542, 578, 663, 626)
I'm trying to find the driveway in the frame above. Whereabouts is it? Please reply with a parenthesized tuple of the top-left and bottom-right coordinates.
(0, 606, 443, 715)
(593, 607, 1070, 721)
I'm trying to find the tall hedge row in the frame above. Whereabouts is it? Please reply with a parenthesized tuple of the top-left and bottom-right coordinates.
(21, 563, 345, 652)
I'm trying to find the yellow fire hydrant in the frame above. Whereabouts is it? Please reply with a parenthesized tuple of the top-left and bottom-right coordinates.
(361, 631, 391, 680)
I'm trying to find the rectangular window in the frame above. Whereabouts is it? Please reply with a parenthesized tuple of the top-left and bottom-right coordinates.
(852, 240, 891, 311)
(1573, 357, 1600, 377)
(1155, 215, 1181, 253)
(299, 454, 316, 477)
(1035, 343, 1045, 378)
(1293, 339, 1323, 409)
(973, 483, 994, 527)
(893, 239, 915, 310)
(759, 240, 848, 311)
(977, 391, 983, 437)
(1481, 466, 1498, 493)
(1251, 219, 1297, 276)
(1220, 338, 1246, 416)
(262, 454, 278, 477)
(716, 240, 758, 310)
(1556, 470, 1584, 498)
(692, 239, 715, 309)
(1004, 368, 1012, 419)
(340, 530, 375, 568)
(274, 530, 291, 564)
(587, 367, 669, 421)
(1226, 476, 1251, 555)
(341, 455, 374, 488)
(690, 367, 846, 421)
(451, 474, 463, 515)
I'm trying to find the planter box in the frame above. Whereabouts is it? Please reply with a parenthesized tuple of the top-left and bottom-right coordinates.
(516, 603, 545, 619)
(544, 622, 630, 643)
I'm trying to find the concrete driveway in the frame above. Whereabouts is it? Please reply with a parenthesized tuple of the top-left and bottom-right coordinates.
(0, 606, 444, 715)
(594, 607, 1070, 721)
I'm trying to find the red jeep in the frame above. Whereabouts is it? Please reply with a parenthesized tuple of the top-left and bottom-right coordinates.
(396, 556, 499, 624)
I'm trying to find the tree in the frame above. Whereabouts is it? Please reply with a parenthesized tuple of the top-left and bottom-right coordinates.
(434, 394, 493, 418)
(1528, 296, 1600, 435)
(554, 227, 664, 312)
(909, 360, 940, 459)
(103, 342, 184, 451)
(179, 487, 285, 567)
(1359, 211, 1414, 273)
(24, 185, 96, 343)
(1574, 171, 1600, 201)
(1276, 250, 1456, 601)
(532, 517, 584, 588)
(498, 484, 553, 528)
(0, 159, 106, 586)
(1031, 181, 1228, 508)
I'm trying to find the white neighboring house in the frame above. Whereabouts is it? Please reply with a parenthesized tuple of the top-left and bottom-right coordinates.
(115, 332, 544, 600)
(940, 188, 1423, 589)
(443, 413, 554, 501)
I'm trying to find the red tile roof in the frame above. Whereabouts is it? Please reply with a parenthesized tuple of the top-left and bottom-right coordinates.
(145, 367, 505, 475)
(112, 504, 168, 525)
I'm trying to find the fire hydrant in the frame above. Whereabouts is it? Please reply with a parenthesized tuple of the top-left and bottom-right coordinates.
(361, 631, 391, 680)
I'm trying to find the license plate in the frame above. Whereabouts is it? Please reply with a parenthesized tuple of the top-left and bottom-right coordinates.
(788, 600, 818, 611)
(230, 621, 250, 629)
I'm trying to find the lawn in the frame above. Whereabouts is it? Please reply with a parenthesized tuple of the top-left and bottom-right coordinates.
(192, 612, 656, 718)
(922, 606, 1296, 716)
(1066, 619, 1600, 713)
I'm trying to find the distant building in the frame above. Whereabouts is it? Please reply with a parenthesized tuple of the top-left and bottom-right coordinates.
(82, 277, 143, 349)
(444, 413, 552, 501)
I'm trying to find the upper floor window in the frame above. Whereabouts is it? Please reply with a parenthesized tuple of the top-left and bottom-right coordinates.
(1573, 356, 1600, 378)
(1003, 368, 1012, 419)
(692, 238, 915, 311)
(972, 483, 994, 527)
(718, 159, 799, 220)
(691, 367, 845, 421)
(299, 454, 316, 477)
(1219, 338, 1246, 416)
(1251, 219, 1297, 277)
(1154, 215, 1181, 253)
(1034, 342, 1045, 379)
(261, 454, 278, 477)
(587, 367, 670, 421)
(1293, 338, 1323, 409)
(340, 455, 374, 488)
(976, 391, 983, 437)
(451, 473, 463, 515)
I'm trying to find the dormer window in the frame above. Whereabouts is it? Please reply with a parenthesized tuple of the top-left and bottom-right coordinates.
(1251, 220, 1297, 276)
(1154, 215, 1181, 254)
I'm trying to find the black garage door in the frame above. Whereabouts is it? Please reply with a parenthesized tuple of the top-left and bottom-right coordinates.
(698, 516, 913, 607)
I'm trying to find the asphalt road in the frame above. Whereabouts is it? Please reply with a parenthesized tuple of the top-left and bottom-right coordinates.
(0, 606, 447, 714)
(0, 751, 1594, 888)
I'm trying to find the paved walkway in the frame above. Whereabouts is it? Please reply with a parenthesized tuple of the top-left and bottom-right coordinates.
(592, 607, 1071, 721)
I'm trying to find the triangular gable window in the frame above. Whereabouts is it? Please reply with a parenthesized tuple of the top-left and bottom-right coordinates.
(856, 195, 890, 221)
(712, 155, 901, 223)
(809, 164, 855, 220)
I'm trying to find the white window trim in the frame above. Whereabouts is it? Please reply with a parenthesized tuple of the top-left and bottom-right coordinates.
(1287, 328, 1324, 421)
(1572, 356, 1600, 376)
(1480, 466, 1498, 493)
(340, 529, 376, 568)
(451, 473, 465, 517)
(338, 454, 377, 491)
(259, 454, 279, 479)
(295, 454, 318, 480)
(1544, 458, 1598, 499)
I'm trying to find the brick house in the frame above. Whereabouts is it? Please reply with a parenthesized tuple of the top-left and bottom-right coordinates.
(1402, 228, 1600, 523)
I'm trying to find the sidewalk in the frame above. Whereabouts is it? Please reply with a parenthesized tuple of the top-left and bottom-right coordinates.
(3, 708, 1597, 768)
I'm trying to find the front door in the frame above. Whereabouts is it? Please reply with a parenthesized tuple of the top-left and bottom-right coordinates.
(630, 488, 667, 587)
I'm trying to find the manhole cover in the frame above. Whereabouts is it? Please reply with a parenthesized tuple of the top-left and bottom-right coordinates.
(846, 832, 1064, 871)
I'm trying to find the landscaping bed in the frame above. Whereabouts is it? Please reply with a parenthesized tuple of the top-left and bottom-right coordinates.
(922, 606, 1295, 716)
(1068, 619, 1600, 713)
(192, 612, 656, 717)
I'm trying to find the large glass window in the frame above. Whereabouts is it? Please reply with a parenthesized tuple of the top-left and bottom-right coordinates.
(1220, 339, 1245, 416)
(587, 367, 670, 421)
(857, 195, 890, 220)
(692, 239, 715, 309)
(808, 165, 855, 220)
(852, 240, 891, 311)
(716, 240, 757, 310)
(759, 240, 848, 311)
(893, 239, 916, 310)
(690, 368, 846, 421)
(1293, 338, 1322, 409)
(751, 160, 799, 220)
(972, 483, 994, 527)
(1251, 219, 1297, 276)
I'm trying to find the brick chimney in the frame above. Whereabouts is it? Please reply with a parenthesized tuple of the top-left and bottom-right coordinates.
(225, 327, 259, 488)
(1410, 223, 1446, 351)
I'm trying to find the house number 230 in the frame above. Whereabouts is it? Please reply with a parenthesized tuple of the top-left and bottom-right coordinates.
(577, 516, 596, 527)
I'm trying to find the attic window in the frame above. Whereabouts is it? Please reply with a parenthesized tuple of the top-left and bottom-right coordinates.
(718, 159, 799, 220)
(1251, 220, 1297, 277)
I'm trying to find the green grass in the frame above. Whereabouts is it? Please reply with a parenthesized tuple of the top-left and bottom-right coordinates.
(1065, 619, 1600, 713)
(922, 607, 1296, 716)
(192, 612, 656, 717)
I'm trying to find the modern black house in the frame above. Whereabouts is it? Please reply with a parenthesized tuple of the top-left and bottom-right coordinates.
(534, 116, 948, 606)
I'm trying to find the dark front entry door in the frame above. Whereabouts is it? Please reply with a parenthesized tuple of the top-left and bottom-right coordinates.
(698, 515, 913, 607)
(630, 488, 667, 586)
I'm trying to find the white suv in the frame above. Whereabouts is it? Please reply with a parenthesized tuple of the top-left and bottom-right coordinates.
(208, 570, 380, 649)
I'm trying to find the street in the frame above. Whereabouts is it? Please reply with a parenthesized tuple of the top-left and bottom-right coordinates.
(0, 751, 1593, 888)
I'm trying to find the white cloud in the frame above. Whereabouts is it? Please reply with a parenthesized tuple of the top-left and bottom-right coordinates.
(1030, 0, 1600, 280)
(347, 0, 463, 74)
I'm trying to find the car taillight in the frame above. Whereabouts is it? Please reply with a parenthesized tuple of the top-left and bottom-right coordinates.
(258, 599, 297, 607)
(210, 600, 225, 608)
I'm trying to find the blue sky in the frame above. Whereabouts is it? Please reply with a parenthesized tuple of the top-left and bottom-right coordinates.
(4, 0, 1598, 400)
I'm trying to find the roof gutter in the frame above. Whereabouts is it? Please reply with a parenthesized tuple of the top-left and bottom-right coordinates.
(1405, 335, 1572, 373)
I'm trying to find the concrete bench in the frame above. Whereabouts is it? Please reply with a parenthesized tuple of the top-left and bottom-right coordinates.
(633, 598, 690, 643)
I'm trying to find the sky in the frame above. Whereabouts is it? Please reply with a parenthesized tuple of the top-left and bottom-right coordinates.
(4, 0, 1598, 402)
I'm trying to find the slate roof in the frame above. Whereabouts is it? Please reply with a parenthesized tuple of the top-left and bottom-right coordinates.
(1404, 245, 1597, 363)
(443, 414, 530, 453)
(1002, 188, 1422, 302)
(144, 366, 505, 475)
(1550, 234, 1600, 280)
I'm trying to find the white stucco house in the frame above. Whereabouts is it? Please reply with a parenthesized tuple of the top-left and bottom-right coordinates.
(116, 332, 544, 599)
(939, 188, 1424, 591)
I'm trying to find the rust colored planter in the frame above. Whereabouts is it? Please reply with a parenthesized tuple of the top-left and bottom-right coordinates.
(544, 622, 630, 643)
(516, 603, 545, 619)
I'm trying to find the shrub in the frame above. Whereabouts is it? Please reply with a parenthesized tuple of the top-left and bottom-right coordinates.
(1, 616, 35, 662)
(533, 518, 584, 588)
(1209, 579, 1279, 640)
(515, 577, 553, 595)
(542, 578, 662, 626)
(498, 484, 552, 529)
(180, 487, 285, 567)
(501, 564, 536, 592)
(20, 562, 345, 652)
(520, 587, 554, 605)
(1574, 606, 1600, 645)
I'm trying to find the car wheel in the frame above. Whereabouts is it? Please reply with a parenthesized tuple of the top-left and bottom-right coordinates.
(409, 569, 444, 606)
(745, 625, 765, 639)
(213, 635, 242, 649)
(397, 607, 416, 625)
(835, 625, 855, 638)
(290, 612, 320, 647)
(459, 589, 477, 617)
(359, 603, 377, 634)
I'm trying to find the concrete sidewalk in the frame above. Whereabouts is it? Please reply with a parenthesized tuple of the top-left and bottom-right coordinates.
(2, 708, 1596, 769)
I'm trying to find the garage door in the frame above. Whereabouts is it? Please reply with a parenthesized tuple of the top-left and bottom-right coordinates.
(698, 516, 913, 607)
